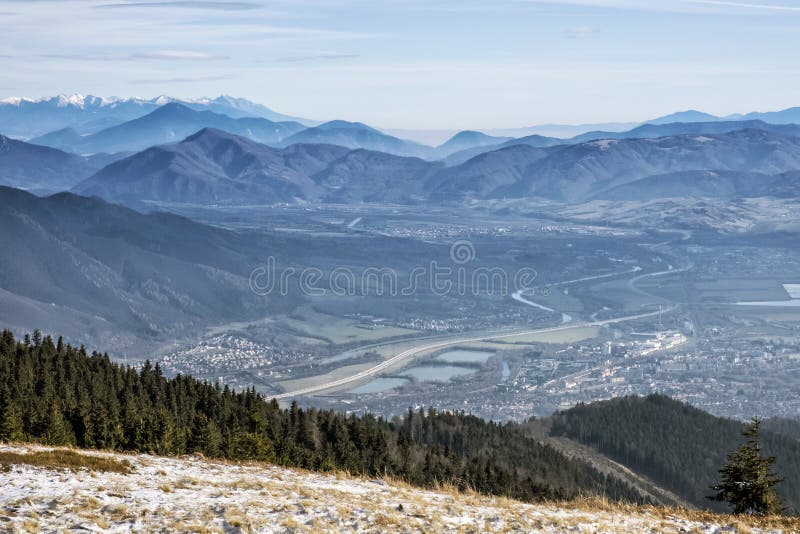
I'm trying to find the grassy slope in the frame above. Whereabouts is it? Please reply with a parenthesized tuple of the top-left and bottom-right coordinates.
(2, 442, 799, 533)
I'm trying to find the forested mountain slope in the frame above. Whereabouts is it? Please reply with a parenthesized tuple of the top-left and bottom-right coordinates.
(539, 395, 800, 513)
(0, 187, 292, 353)
(0, 330, 646, 505)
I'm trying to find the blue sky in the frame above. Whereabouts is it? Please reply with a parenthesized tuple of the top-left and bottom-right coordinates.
(2, 0, 800, 129)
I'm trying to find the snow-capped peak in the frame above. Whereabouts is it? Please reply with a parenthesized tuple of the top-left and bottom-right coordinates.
(0, 96, 52, 106)
(0, 94, 270, 111)
(56, 94, 88, 108)
(0, 96, 25, 106)
(0, 94, 178, 108)
(153, 95, 176, 105)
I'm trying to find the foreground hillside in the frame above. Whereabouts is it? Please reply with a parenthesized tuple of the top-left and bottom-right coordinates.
(2, 443, 798, 533)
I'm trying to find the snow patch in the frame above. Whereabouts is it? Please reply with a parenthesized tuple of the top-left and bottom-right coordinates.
(0, 443, 785, 533)
(588, 139, 617, 150)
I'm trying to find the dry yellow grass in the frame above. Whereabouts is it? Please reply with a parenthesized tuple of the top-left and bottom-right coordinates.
(0, 449, 132, 474)
(562, 496, 800, 532)
(3, 442, 799, 533)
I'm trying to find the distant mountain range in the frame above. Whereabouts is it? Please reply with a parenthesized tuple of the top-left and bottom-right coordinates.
(74, 128, 350, 205)
(431, 145, 558, 199)
(447, 120, 800, 164)
(23, 104, 455, 159)
(498, 106, 800, 138)
(567, 119, 800, 144)
(278, 120, 432, 159)
(6, 92, 800, 145)
(436, 130, 513, 153)
(30, 103, 306, 154)
(67, 127, 800, 206)
(5, 93, 800, 206)
(0, 94, 317, 138)
(647, 110, 721, 125)
(497, 129, 800, 201)
(73, 128, 447, 205)
(0, 134, 127, 194)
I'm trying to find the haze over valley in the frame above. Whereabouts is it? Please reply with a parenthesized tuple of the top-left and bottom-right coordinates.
(3, 1, 800, 527)
(1, 91, 800, 427)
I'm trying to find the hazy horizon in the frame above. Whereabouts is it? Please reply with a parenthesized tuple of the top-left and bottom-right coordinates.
(3, 0, 800, 129)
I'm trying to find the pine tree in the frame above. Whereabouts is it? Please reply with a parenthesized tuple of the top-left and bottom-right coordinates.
(0, 399, 24, 441)
(42, 403, 74, 446)
(710, 417, 784, 515)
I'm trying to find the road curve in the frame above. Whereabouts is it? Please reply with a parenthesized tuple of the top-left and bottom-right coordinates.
(272, 306, 673, 400)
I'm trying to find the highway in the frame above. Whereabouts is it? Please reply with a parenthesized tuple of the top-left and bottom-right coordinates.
(271, 306, 673, 400)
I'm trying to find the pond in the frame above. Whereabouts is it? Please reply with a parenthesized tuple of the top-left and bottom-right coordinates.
(401, 365, 475, 383)
(435, 349, 494, 364)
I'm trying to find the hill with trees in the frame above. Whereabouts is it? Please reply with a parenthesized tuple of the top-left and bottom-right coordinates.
(539, 395, 800, 514)
(0, 329, 644, 505)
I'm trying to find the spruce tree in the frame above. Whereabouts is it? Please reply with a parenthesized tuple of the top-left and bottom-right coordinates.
(710, 417, 784, 515)
(0, 399, 24, 442)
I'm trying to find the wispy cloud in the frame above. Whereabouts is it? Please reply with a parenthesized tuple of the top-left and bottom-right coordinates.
(39, 53, 121, 61)
(95, 1, 262, 10)
(402, 2, 518, 13)
(41, 50, 231, 62)
(130, 50, 229, 60)
(131, 74, 233, 84)
(243, 26, 385, 41)
(274, 53, 359, 63)
(689, 0, 800, 12)
(511, 0, 678, 11)
(513, 0, 800, 13)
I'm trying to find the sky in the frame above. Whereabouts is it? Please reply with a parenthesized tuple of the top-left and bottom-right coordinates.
(2, 0, 800, 129)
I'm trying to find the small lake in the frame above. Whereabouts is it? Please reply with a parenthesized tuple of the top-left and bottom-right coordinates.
(401, 365, 475, 383)
(349, 377, 410, 394)
(435, 349, 494, 364)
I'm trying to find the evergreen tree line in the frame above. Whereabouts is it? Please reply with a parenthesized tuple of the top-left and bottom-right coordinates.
(545, 394, 800, 514)
(763, 417, 800, 443)
(0, 330, 644, 504)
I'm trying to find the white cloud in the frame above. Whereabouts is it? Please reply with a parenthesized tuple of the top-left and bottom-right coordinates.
(273, 53, 359, 63)
(689, 0, 800, 12)
(131, 74, 233, 84)
(95, 1, 262, 10)
(513, 0, 800, 13)
(130, 50, 228, 60)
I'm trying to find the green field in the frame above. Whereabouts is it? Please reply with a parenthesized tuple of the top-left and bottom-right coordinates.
(693, 278, 790, 302)
(276, 307, 417, 345)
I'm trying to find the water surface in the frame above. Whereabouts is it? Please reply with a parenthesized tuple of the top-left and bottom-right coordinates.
(401, 365, 475, 383)
(435, 349, 494, 364)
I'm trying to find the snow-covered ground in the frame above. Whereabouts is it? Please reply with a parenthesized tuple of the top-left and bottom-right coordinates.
(0, 443, 789, 533)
